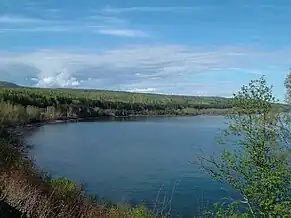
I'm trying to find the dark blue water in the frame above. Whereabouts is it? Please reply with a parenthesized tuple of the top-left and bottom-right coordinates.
(27, 116, 240, 217)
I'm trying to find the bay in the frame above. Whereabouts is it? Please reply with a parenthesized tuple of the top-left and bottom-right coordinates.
(27, 116, 240, 217)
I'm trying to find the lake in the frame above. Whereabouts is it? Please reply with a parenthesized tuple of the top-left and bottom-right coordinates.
(27, 116, 240, 217)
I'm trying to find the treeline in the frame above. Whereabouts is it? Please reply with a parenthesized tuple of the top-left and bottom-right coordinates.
(0, 87, 232, 123)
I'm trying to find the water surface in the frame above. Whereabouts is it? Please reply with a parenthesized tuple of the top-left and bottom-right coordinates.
(27, 116, 239, 217)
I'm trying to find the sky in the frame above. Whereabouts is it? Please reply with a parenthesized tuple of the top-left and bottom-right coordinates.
(0, 0, 290, 100)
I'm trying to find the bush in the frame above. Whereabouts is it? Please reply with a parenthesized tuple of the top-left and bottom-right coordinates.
(108, 204, 156, 218)
(50, 177, 82, 201)
(201, 76, 291, 216)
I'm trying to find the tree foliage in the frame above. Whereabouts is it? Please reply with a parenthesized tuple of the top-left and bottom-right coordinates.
(285, 72, 291, 104)
(202, 76, 291, 217)
(0, 86, 232, 122)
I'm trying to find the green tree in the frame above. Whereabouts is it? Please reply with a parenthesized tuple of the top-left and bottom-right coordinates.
(202, 76, 291, 217)
(285, 72, 291, 103)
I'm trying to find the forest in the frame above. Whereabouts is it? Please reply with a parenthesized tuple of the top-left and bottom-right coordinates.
(0, 85, 233, 124)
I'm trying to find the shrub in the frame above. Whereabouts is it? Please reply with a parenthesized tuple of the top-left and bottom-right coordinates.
(201, 76, 291, 216)
(50, 177, 82, 201)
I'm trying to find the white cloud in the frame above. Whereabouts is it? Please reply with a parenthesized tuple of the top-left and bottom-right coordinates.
(0, 15, 48, 23)
(34, 69, 80, 88)
(84, 15, 128, 25)
(127, 88, 157, 93)
(0, 26, 78, 33)
(97, 28, 149, 37)
(0, 13, 149, 37)
(0, 45, 289, 96)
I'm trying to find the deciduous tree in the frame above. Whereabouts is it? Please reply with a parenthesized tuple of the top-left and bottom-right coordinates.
(285, 72, 291, 103)
(202, 76, 291, 217)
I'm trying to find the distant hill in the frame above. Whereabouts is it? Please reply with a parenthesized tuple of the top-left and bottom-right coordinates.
(0, 81, 20, 88)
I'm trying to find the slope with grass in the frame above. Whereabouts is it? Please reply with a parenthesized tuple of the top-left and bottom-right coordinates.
(0, 81, 20, 88)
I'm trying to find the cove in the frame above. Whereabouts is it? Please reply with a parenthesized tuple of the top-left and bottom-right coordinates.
(27, 116, 240, 217)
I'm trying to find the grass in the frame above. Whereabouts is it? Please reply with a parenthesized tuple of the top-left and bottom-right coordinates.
(0, 81, 19, 88)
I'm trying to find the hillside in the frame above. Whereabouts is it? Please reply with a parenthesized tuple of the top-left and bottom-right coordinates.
(0, 81, 20, 88)
(0, 86, 232, 122)
(0, 85, 230, 106)
(1, 84, 288, 120)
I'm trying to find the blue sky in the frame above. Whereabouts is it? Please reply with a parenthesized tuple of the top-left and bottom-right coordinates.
(0, 0, 290, 100)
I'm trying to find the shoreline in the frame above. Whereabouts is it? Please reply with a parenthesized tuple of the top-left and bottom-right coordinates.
(13, 112, 229, 139)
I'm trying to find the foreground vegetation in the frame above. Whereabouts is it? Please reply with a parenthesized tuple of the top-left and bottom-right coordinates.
(0, 74, 290, 217)
(202, 75, 291, 217)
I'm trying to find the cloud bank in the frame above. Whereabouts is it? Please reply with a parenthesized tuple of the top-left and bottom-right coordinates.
(0, 45, 289, 97)
(0, 13, 149, 37)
